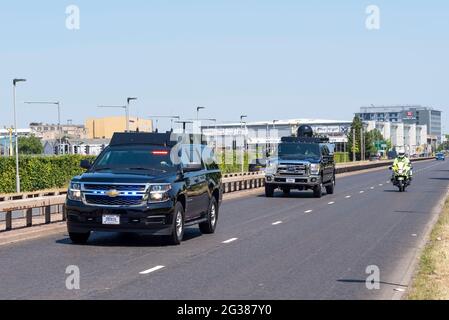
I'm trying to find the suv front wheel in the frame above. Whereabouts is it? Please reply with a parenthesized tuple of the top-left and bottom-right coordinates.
(199, 197, 218, 234)
(69, 232, 90, 245)
(167, 202, 185, 245)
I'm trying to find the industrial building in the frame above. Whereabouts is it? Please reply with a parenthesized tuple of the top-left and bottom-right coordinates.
(85, 116, 153, 139)
(356, 105, 442, 144)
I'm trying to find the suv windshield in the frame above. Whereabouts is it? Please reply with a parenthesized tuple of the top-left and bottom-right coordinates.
(278, 143, 321, 160)
(93, 146, 178, 173)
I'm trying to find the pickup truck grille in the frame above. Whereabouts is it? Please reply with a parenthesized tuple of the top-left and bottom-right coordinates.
(85, 195, 143, 207)
(277, 164, 308, 176)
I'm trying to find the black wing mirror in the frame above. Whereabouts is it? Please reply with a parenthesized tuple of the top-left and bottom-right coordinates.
(80, 160, 92, 170)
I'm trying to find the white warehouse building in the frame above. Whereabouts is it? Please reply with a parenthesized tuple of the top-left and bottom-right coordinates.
(365, 121, 429, 155)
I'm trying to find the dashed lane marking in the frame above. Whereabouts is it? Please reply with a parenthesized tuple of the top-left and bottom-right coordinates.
(222, 238, 238, 244)
(272, 221, 283, 226)
(140, 265, 165, 275)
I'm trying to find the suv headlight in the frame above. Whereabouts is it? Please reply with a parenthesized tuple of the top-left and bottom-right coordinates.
(310, 164, 321, 175)
(68, 182, 82, 202)
(148, 184, 172, 203)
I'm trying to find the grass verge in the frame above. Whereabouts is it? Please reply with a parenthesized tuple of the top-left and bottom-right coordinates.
(407, 197, 449, 300)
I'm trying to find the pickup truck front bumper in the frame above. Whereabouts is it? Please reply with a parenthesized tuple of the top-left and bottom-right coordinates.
(265, 174, 322, 187)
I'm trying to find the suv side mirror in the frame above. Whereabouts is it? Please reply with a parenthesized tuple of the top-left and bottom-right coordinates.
(183, 163, 203, 172)
(80, 160, 92, 170)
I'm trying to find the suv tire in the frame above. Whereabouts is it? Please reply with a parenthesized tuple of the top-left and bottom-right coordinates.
(199, 197, 218, 234)
(167, 202, 185, 245)
(69, 232, 90, 245)
(282, 188, 291, 196)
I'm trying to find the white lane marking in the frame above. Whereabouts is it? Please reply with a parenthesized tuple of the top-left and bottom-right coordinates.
(412, 234, 417, 237)
(328, 201, 335, 205)
(360, 191, 365, 194)
(222, 238, 238, 244)
(272, 221, 283, 225)
(394, 288, 406, 292)
(345, 196, 351, 199)
(370, 187, 375, 190)
(305, 210, 313, 214)
(139, 265, 165, 275)
(379, 184, 383, 186)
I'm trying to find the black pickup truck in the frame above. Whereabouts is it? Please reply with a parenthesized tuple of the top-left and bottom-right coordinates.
(66, 132, 223, 245)
(264, 125, 336, 198)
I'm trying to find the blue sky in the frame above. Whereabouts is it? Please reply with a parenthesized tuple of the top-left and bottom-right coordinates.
(0, 0, 448, 131)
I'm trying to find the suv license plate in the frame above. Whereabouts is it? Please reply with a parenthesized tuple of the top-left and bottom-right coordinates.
(102, 215, 120, 225)
(286, 178, 296, 183)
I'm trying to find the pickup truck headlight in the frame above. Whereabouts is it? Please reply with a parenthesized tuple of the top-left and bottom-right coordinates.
(148, 184, 172, 203)
(68, 182, 82, 202)
(310, 164, 321, 175)
(265, 161, 278, 174)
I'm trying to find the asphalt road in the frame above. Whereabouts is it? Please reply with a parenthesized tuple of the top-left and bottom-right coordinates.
(1, 159, 449, 300)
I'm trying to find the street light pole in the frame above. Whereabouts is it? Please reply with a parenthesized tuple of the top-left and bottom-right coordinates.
(13, 78, 27, 193)
(240, 115, 248, 174)
(127, 98, 138, 132)
(196, 106, 205, 121)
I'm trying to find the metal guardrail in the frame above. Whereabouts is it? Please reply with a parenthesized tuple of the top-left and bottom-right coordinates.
(0, 157, 435, 233)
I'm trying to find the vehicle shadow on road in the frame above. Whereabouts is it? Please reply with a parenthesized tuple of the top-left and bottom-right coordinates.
(429, 177, 449, 181)
(337, 279, 407, 288)
(257, 192, 316, 199)
(55, 228, 203, 247)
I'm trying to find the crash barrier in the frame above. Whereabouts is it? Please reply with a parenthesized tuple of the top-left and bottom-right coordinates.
(0, 195, 66, 232)
(0, 157, 435, 232)
(335, 157, 434, 174)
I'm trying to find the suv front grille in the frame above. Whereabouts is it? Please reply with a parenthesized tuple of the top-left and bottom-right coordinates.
(84, 195, 143, 207)
(81, 183, 148, 207)
(83, 184, 146, 192)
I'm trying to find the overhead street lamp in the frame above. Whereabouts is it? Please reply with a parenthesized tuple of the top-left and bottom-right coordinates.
(148, 115, 181, 131)
(127, 98, 138, 132)
(196, 106, 205, 121)
(13, 78, 27, 193)
(97, 105, 127, 131)
(25, 101, 62, 154)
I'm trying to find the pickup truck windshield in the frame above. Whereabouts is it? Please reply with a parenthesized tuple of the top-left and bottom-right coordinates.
(93, 147, 177, 173)
(278, 143, 321, 160)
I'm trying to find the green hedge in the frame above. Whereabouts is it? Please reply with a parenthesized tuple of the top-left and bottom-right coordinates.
(0, 155, 96, 194)
(334, 152, 350, 163)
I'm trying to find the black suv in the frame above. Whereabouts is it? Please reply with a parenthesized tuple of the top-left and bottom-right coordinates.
(66, 132, 223, 245)
(264, 126, 336, 198)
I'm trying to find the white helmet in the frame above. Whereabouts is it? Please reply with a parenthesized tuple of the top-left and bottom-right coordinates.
(398, 151, 406, 159)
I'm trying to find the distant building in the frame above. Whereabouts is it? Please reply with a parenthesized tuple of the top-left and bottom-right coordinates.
(85, 116, 153, 139)
(356, 105, 442, 144)
(202, 119, 353, 154)
(365, 121, 430, 156)
(30, 122, 88, 141)
(43, 138, 110, 156)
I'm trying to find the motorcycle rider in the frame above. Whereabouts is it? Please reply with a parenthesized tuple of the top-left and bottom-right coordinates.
(391, 151, 413, 181)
